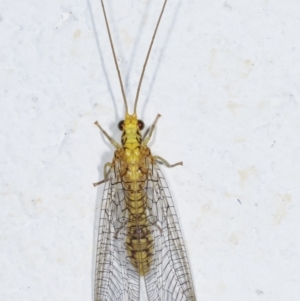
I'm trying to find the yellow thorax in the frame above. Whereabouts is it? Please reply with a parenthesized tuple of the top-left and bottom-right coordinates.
(121, 114, 143, 147)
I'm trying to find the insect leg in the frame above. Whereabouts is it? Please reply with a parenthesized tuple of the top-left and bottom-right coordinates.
(154, 155, 183, 168)
(94, 121, 121, 148)
(93, 162, 113, 187)
(142, 114, 161, 145)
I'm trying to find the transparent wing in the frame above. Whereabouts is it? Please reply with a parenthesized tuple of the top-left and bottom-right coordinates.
(94, 164, 140, 301)
(144, 163, 196, 301)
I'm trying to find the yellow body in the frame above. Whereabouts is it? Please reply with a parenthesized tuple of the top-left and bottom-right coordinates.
(113, 114, 153, 275)
(94, 1, 196, 299)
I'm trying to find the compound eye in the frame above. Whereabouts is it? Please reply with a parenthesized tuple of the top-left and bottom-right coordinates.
(118, 120, 124, 131)
(138, 120, 144, 130)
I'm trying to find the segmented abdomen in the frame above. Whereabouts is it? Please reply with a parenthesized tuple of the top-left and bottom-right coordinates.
(122, 150, 154, 275)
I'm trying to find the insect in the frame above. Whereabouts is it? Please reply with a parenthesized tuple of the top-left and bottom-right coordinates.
(93, 0, 196, 300)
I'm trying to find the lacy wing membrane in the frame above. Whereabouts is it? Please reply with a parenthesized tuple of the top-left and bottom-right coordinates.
(94, 161, 196, 301)
(143, 163, 196, 301)
(94, 165, 140, 301)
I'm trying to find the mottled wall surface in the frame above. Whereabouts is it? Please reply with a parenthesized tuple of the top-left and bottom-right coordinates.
(1, 0, 299, 300)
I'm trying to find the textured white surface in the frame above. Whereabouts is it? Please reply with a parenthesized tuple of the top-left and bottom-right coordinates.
(1, 0, 300, 300)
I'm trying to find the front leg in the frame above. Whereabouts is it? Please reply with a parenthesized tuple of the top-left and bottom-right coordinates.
(94, 121, 121, 149)
(142, 114, 161, 146)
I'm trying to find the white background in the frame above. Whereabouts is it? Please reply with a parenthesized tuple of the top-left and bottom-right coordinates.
(1, 0, 300, 300)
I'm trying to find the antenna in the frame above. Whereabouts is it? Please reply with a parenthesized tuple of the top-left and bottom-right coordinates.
(100, 0, 128, 113)
(134, 0, 169, 114)
(100, 0, 169, 115)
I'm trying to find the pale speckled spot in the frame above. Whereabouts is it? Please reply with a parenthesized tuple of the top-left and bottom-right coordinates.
(32, 198, 43, 205)
(56, 255, 66, 265)
(209, 49, 253, 79)
(71, 30, 82, 57)
(253, 249, 265, 262)
(4, 67, 14, 74)
(193, 216, 202, 229)
(225, 83, 238, 97)
(70, 47, 80, 57)
(193, 201, 212, 229)
(228, 233, 238, 245)
(209, 49, 253, 97)
(224, 191, 236, 198)
(238, 166, 258, 188)
(121, 29, 133, 48)
(224, 191, 242, 202)
(31, 198, 44, 214)
(201, 203, 211, 212)
(78, 206, 87, 217)
(217, 283, 226, 295)
(223, 191, 230, 198)
(233, 136, 247, 143)
(227, 101, 245, 116)
(228, 231, 244, 247)
(257, 100, 269, 109)
(73, 29, 81, 39)
(274, 194, 292, 225)
(53, 216, 59, 222)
